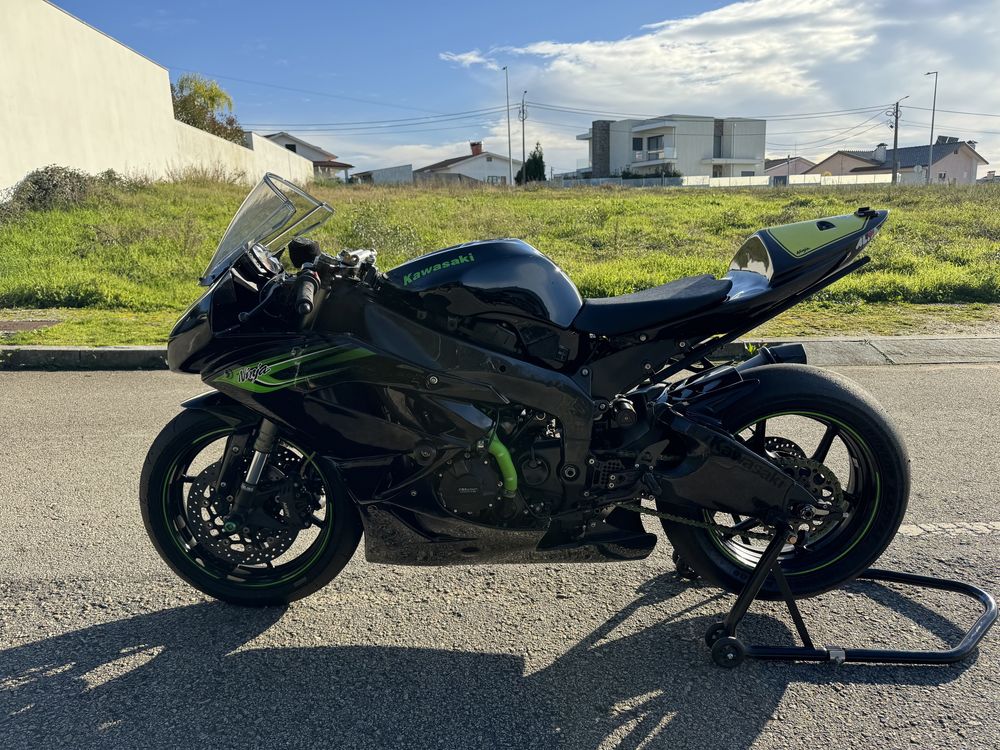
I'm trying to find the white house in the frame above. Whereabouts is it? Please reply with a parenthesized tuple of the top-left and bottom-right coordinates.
(807, 138, 988, 185)
(576, 115, 766, 178)
(414, 142, 521, 185)
(264, 132, 354, 181)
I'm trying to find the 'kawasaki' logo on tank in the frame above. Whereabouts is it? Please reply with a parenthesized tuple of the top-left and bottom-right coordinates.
(402, 253, 475, 285)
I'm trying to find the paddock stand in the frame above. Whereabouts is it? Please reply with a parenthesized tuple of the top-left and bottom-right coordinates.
(699, 523, 998, 668)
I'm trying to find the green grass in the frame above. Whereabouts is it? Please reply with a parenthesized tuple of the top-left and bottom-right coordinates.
(1, 179, 999, 345)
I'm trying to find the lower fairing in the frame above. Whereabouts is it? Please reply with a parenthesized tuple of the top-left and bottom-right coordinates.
(360, 505, 657, 565)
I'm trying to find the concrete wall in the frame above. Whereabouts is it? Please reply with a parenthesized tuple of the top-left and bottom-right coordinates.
(0, 0, 313, 189)
(360, 164, 414, 185)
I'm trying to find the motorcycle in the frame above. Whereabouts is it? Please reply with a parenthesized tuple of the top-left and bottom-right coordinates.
(141, 174, 909, 620)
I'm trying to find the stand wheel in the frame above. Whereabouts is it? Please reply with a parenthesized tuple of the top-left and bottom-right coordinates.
(711, 636, 746, 668)
(705, 622, 729, 647)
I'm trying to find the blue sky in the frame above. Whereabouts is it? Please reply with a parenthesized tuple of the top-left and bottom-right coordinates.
(57, 0, 999, 174)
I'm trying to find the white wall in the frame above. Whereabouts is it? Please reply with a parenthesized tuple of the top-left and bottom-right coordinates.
(362, 164, 414, 185)
(0, 0, 313, 189)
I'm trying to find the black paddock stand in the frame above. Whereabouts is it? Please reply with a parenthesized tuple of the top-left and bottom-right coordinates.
(699, 524, 998, 668)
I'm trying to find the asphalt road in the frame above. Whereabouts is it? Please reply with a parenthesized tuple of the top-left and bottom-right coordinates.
(0, 366, 997, 750)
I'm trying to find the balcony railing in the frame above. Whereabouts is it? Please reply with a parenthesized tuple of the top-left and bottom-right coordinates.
(632, 148, 676, 163)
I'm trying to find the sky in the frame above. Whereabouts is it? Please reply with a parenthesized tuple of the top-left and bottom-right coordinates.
(57, 0, 1000, 176)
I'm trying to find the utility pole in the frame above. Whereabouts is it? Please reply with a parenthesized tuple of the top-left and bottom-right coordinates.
(886, 95, 909, 184)
(925, 71, 938, 185)
(503, 66, 512, 187)
(518, 90, 527, 185)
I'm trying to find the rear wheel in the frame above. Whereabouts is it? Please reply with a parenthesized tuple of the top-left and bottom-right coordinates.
(140, 410, 362, 606)
(660, 364, 909, 598)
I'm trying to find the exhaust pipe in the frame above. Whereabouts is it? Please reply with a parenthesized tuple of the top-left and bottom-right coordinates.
(736, 343, 807, 371)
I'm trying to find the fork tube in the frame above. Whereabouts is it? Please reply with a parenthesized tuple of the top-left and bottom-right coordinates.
(224, 420, 279, 531)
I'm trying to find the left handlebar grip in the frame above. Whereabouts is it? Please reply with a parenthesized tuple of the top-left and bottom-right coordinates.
(295, 271, 320, 315)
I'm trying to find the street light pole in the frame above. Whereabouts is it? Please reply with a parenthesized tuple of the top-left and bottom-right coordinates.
(925, 71, 938, 185)
(518, 90, 527, 184)
(503, 66, 512, 187)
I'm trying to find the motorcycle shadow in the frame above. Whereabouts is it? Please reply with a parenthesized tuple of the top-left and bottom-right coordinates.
(0, 574, 973, 750)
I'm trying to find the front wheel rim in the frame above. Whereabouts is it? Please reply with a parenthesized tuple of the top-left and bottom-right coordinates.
(160, 428, 336, 588)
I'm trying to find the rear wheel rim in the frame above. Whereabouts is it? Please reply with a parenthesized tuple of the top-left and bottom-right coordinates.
(161, 428, 335, 588)
(706, 410, 881, 576)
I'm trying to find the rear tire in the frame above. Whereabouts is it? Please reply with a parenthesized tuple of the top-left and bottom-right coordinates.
(660, 364, 909, 599)
(140, 410, 362, 606)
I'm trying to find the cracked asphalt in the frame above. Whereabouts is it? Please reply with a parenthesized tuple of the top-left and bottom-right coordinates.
(0, 365, 997, 750)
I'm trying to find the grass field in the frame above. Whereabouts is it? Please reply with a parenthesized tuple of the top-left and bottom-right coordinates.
(1, 177, 999, 345)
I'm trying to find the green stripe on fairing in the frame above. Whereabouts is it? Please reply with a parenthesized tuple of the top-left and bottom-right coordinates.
(707, 410, 882, 576)
(214, 345, 374, 393)
(765, 214, 867, 258)
(161, 428, 335, 588)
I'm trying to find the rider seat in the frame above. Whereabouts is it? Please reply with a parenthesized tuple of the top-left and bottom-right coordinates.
(572, 275, 733, 336)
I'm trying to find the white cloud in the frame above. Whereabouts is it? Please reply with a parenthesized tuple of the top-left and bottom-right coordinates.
(431, 0, 998, 176)
(439, 49, 499, 71)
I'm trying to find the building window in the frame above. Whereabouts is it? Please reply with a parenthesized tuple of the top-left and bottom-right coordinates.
(486, 175, 505, 184)
(741, 170, 755, 177)
(938, 172, 947, 181)
(632, 137, 642, 151)
(646, 135, 663, 151)
(712, 165, 724, 177)
(486, 156, 493, 162)
(285, 144, 297, 153)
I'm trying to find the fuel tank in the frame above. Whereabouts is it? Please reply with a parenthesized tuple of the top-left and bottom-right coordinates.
(381, 239, 583, 328)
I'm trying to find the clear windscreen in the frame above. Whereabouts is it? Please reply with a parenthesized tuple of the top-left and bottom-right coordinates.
(200, 174, 333, 285)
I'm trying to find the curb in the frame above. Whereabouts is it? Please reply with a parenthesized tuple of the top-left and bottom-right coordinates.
(2, 337, 1000, 371)
(0, 345, 166, 371)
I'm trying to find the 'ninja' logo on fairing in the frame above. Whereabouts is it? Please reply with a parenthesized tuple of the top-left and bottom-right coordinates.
(402, 253, 475, 285)
(237, 363, 271, 383)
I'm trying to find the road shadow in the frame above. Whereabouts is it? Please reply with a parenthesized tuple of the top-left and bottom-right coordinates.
(0, 574, 975, 750)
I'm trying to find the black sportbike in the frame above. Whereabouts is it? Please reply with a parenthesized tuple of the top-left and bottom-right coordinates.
(142, 174, 909, 614)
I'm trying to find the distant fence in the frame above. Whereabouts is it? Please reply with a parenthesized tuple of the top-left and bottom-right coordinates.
(554, 173, 894, 189)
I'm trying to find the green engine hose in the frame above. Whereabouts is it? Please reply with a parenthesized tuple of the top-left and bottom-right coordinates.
(488, 435, 518, 497)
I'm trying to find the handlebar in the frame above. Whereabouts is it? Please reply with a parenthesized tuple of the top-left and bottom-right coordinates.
(294, 270, 320, 315)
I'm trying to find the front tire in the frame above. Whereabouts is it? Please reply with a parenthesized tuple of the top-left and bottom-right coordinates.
(661, 364, 910, 598)
(140, 409, 362, 606)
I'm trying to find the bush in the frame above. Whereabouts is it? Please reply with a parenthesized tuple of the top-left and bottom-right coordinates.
(0, 165, 145, 222)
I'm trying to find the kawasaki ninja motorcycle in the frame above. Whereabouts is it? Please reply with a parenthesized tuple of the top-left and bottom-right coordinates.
(141, 174, 909, 610)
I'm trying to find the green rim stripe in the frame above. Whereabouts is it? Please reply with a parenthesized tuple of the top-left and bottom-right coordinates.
(161, 427, 335, 588)
(707, 410, 882, 576)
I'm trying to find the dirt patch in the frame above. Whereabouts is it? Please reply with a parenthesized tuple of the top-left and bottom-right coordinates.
(0, 320, 57, 334)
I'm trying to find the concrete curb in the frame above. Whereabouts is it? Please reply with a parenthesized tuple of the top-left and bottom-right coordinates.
(3, 336, 1000, 371)
(0, 345, 166, 370)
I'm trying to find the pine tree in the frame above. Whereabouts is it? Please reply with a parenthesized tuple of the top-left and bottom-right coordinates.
(515, 142, 547, 184)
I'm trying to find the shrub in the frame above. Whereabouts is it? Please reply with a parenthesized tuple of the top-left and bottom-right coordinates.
(0, 165, 146, 222)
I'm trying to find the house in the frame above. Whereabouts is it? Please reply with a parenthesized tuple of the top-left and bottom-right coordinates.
(977, 170, 999, 184)
(353, 164, 414, 185)
(414, 142, 521, 185)
(807, 138, 988, 185)
(575, 115, 766, 178)
(764, 156, 815, 177)
(264, 132, 354, 181)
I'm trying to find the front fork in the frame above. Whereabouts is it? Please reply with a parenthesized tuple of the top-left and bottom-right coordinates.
(222, 419, 280, 533)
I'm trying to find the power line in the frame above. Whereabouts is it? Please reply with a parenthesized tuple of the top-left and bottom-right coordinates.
(166, 65, 444, 115)
(765, 111, 888, 148)
(242, 106, 510, 129)
(905, 105, 1000, 119)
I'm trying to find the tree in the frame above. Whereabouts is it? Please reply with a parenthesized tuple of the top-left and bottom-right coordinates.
(515, 142, 547, 185)
(171, 74, 245, 144)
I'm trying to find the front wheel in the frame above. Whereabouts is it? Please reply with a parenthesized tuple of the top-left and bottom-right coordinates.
(660, 364, 910, 599)
(140, 409, 362, 606)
